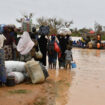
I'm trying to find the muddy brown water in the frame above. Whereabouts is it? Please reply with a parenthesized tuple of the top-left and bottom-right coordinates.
(51, 48, 105, 105)
(65, 48, 105, 105)
(0, 48, 105, 105)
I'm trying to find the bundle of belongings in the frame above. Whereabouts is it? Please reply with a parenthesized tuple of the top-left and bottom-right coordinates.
(22, 19, 32, 32)
(16, 14, 33, 32)
(57, 27, 71, 36)
(5, 60, 49, 86)
(17, 31, 35, 55)
(38, 25, 50, 35)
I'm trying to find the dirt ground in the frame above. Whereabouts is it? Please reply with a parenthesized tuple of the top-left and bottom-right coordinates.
(1, 48, 105, 105)
(0, 70, 73, 105)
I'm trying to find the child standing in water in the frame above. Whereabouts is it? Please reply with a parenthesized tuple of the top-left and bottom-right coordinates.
(65, 45, 73, 69)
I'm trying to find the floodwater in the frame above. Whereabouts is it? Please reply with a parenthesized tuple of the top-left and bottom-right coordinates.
(0, 48, 105, 105)
(54, 48, 105, 105)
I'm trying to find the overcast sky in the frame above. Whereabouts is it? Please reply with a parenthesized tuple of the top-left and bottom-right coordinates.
(0, 0, 105, 29)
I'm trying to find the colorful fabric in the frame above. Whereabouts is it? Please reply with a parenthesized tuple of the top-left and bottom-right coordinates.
(0, 49, 6, 83)
(54, 41, 60, 53)
(4, 45, 12, 60)
(81, 37, 85, 43)
(0, 34, 6, 49)
(22, 21, 32, 32)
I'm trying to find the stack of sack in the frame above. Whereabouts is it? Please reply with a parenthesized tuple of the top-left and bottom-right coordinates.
(5, 61, 26, 73)
(5, 61, 26, 86)
(5, 60, 49, 86)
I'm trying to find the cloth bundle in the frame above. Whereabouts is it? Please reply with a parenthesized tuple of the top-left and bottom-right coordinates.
(22, 20, 32, 32)
(57, 27, 71, 35)
(38, 25, 50, 35)
(17, 32, 35, 55)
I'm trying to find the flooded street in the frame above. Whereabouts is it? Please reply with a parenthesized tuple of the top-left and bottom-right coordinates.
(55, 48, 105, 105)
(0, 48, 105, 105)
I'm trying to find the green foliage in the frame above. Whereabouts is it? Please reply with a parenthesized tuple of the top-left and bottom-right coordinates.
(94, 22, 102, 34)
(71, 32, 81, 37)
(8, 89, 30, 94)
(101, 34, 105, 40)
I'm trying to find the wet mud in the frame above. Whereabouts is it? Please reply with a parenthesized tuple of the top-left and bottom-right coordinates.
(0, 48, 105, 105)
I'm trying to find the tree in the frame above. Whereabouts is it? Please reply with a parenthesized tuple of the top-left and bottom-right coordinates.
(94, 22, 102, 34)
(36, 17, 73, 35)
(79, 28, 92, 34)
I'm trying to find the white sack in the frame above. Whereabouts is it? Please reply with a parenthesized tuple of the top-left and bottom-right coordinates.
(7, 72, 25, 84)
(57, 27, 71, 35)
(5, 61, 26, 73)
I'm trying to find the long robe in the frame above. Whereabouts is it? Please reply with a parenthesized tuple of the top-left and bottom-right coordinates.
(38, 36, 47, 66)
(57, 35, 68, 67)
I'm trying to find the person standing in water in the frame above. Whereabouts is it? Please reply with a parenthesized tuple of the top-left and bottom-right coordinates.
(65, 45, 73, 69)
(38, 35, 48, 66)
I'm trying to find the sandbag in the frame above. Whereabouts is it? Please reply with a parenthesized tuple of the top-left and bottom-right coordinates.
(25, 59, 45, 84)
(5, 61, 26, 73)
(7, 72, 25, 84)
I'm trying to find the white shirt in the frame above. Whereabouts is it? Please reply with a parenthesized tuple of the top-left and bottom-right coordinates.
(0, 34, 6, 49)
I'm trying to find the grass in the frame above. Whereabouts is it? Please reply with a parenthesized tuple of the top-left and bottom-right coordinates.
(34, 97, 46, 105)
(65, 83, 70, 87)
(8, 89, 30, 94)
(34, 101, 45, 105)
(57, 80, 65, 84)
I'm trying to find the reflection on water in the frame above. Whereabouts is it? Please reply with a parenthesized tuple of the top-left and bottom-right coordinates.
(48, 69, 75, 105)
(96, 50, 100, 57)
(55, 70, 75, 105)
(49, 48, 105, 105)
(66, 48, 105, 105)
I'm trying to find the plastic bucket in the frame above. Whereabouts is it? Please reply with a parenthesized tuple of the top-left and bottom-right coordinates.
(71, 62, 76, 68)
